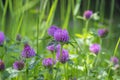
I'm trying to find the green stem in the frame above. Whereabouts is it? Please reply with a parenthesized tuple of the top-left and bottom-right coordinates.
(113, 38, 120, 57)
(8, 0, 13, 14)
(52, 51, 55, 59)
(83, 20, 89, 34)
(76, 49, 79, 79)
(0, 0, 4, 10)
(60, 44, 63, 60)
(66, 63, 68, 79)
(100, 0, 105, 23)
(1, 0, 9, 32)
(110, 0, 115, 21)
(83, 20, 90, 80)
(95, 0, 99, 12)
(26, 60, 29, 80)
(86, 54, 90, 77)
(84, 61, 87, 80)
(15, 15, 24, 38)
(54, 62, 59, 79)
(94, 53, 100, 67)
(63, 0, 71, 29)
(48, 68, 53, 80)
(109, 0, 115, 37)
(45, 70, 48, 79)
(64, 64, 67, 80)
(87, 0, 90, 10)
(60, 0, 65, 25)
(36, 23, 39, 55)
(0, 72, 2, 80)
(1, 45, 6, 60)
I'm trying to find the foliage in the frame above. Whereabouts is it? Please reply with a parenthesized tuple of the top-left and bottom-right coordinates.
(0, 0, 120, 80)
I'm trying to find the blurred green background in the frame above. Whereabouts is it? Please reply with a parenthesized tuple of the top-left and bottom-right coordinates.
(0, 0, 120, 51)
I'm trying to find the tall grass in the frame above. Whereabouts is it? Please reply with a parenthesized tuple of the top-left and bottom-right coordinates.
(0, 0, 117, 40)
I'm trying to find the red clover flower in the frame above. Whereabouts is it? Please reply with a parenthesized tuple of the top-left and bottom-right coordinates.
(83, 10, 93, 19)
(42, 58, 55, 68)
(13, 61, 24, 70)
(89, 44, 101, 54)
(21, 44, 36, 58)
(54, 29, 69, 43)
(98, 28, 108, 38)
(48, 25, 59, 36)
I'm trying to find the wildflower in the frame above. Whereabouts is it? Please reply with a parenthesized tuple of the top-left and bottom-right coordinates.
(110, 57, 119, 65)
(13, 61, 24, 70)
(98, 29, 108, 38)
(47, 44, 55, 52)
(21, 44, 36, 58)
(56, 49, 69, 64)
(42, 58, 55, 67)
(0, 60, 5, 71)
(55, 44, 61, 52)
(83, 10, 93, 19)
(54, 29, 69, 43)
(89, 44, 101, 54)
(0, 32, 5, 46)
(48, 25, 59, 36)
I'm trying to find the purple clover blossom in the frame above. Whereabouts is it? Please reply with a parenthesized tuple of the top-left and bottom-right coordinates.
(83, 10, 93, 19)
(42, 58, 55, 67)
(110, 57, 119, 65)
(47, 44, 55, 52)
(56, 49, 69, 64)
(13, 61, 24, 70)
(54, 29, 69, 43)
(89, 44, 101, 54)
(0, 32, 5, 46)
(21, 44, 36, 58)
(48, 25, 59, 36)
(55, 44, 61, 52)
(0, 60, 5, 71)
(98, 29, 108, 38)
(47, 44, 62, 53)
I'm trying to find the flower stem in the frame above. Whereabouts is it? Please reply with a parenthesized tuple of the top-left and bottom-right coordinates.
(83, 20, 90, 80)
(84, 61, 87, 80)
(26, 60, 29, 80)
(83, 20, 89, 34)
(87, 0, 90, 10)
(64, 64, 67, 80)
(1, 45, 6, 60)
(0, 72, 2, 80)
(54, 62, 59, 79)
(48, 68, 53, 80)
(60, 43, 63, 59)
(95, 53, 100, 67)
(52, 51, 55, 59)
